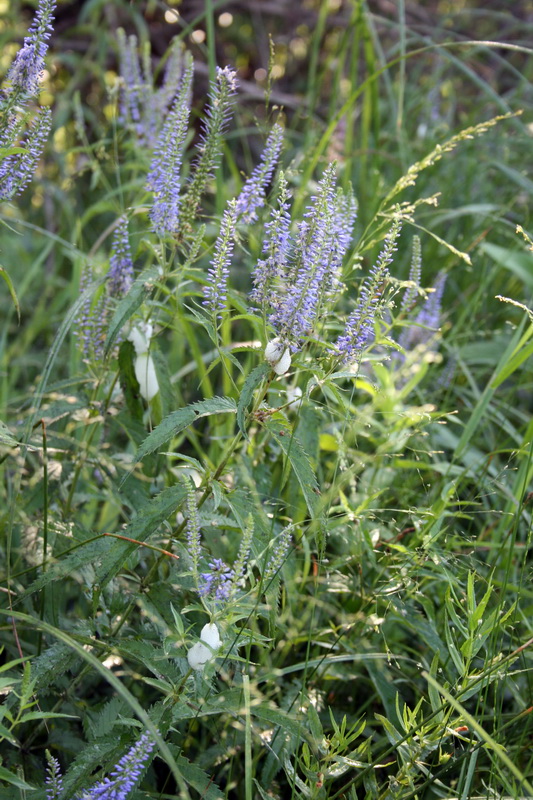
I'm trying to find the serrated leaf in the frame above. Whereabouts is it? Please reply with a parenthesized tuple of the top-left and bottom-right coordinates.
(96, 483, 187, 587)
(104, 265, 161, 356)
(130, 396, 237, 466)
(174, 754, 224, 799)
(264, 418, 320, 516)
(237, 362, 270, 437)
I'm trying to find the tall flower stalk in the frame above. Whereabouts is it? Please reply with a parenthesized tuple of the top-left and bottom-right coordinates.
(334, 217, 401, 364)
(235, 123, 284, 222)
(180, 66, 238, 230)
(146, 55, 194, 236)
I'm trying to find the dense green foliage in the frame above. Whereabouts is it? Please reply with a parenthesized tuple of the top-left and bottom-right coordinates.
(1, 1, 532, 798)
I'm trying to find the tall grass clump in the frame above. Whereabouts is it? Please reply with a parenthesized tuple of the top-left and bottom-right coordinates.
(1, 1, 532, 798)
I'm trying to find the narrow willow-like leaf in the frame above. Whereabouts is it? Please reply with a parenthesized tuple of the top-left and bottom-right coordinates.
(104, 264, 161, 356)
(130, 396, 237, 467)
(237, 362, 270, 437)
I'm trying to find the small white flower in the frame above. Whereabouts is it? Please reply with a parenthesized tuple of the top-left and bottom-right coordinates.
(272, 348, 291, 375)
(187, 622, 221, 671)
(134, 353, 159, 401)
(200, 622, 221, 650)
(187, 641, 212, 671)
(264, 337, 285, 365)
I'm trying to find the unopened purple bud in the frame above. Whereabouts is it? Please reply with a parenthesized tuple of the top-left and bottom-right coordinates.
(235, 124, 283, 223)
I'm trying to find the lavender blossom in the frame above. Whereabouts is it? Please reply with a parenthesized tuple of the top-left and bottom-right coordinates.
(198, 558, 234, 603)
(116, 29, 144, 131)
(108, 217, 134, 297)
(5, 0, 55, 98)
(415, 270, 446, 331)
(76, 730, 156, 800)
(250, 172, 292, 307)
(45, 752, 63, 800)
(202, 198, 238, 317)
(147, 57, 194, 236)
(235, 123, 284, 223)
(117, 32, 188, 148)
(0, 107, 51, 200)
(263, 526, 293, 584)
(400, 236, 422, 312)
(181, 66, 238, 227)
(335, 218, 401, 363)
(322, 186, 358, 299)
(269, 163, 338, 350)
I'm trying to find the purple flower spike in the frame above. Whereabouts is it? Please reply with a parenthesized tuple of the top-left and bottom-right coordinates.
(335, 218, 401, 363)
(147, 57, 194, 236)
(269, 163, 338, 350)
(235, 123, 284, 223)
(45, 753, 63, 800)
(78, 730, 156, 800)
(6, 0, 56, 97)
(250, 172, 292, 307)
(0, 107, 52, 200)
(202, 198, 238, 317)
(108, 218, 134, 297)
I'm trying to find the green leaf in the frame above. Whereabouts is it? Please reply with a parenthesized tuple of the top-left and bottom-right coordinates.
(0, 265, 20, 321)
(174, 753, 224, 800)
(104, 265, 161, 357)
(0, 765, 36, 790)
(264, 418, 320, 517)
(20, 711, 79, 723)
(118, 340, 144, 423)
(152, 346, 176, 418)
(96, 483, 187, 587)
(130, 396, 237, 466)
(481, 241, 533, 288)
(0, 419, 18, 449)
(237, 362, 270, 437)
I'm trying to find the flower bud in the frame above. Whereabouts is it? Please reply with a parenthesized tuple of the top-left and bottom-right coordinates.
(265, 337, 291, 376)
(272, 348, 291, 375)
(200, 622, 221, 650)
(134, 353, 159, 401)
(187, 641, 212, 671)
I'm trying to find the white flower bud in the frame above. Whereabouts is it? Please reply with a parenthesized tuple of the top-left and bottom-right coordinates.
(186, 623, 221, 671)
(200, 622, 221, 650)
(272, 348, 291, 375)
(187, 641, 212, 671)
(264, 337, 285, 365)
(134, 353, 159, 401)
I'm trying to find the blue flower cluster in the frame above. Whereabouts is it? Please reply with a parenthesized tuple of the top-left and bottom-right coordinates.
(146, 56, 194, 236)
(198, 558, 235, 602)
(264, 164, 357, 352)
(45, 731, 156, 800)
(5, 0, 55, 97)
(235, 124, 284, 223)
(0, 0, 55, 200)
(116, 31, 187, 147)
(335, 217, 401, 363)
(203, 198, 238, 317)
(108, 218, 134, 298)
